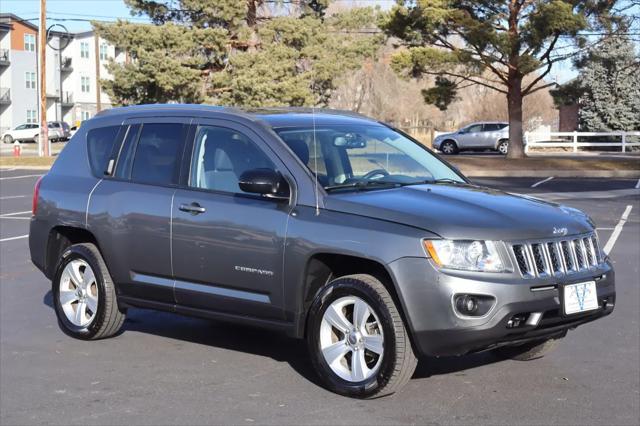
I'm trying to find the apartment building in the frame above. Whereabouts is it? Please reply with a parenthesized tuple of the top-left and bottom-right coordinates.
(0, 13, 124, 135)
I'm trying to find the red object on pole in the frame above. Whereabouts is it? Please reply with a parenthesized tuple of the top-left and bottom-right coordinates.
(13, 141, 21, 157)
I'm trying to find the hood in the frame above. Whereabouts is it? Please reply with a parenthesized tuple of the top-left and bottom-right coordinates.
(324, 184, 593, 241)
(434, 132, 455, 140)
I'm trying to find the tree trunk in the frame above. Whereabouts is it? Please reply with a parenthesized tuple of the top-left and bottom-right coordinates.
(507, 74, 526, 159)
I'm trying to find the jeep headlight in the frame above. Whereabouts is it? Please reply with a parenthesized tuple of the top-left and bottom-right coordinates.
(423, 240, 505, 272)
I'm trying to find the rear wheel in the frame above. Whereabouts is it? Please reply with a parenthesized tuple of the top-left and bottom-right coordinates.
(307, 274, 417, 398)
(497, 139, 509, 155)
(3, 134, 12, 144)
(52, 243, 125, 340)
(440, 140, 459, 155)
(493, 335, 563, 361)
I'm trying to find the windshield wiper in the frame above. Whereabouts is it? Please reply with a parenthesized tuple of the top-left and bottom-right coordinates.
(324, 180, 401, 192)
(398, 178, 467, 187)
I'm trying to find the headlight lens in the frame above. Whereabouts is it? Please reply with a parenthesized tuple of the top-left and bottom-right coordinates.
(423, 240, 505, 272)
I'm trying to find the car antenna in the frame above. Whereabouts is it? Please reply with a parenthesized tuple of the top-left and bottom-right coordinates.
(312, 106, 320, 216)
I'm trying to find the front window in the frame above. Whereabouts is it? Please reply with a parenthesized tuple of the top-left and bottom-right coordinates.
(26, 110, 37, 124)
(274, 124, 463, 192)
(25, 72, 36, 89)
(24, 34, 36, 52)
(80, 42, 90, 58)
(81, 76, 90, 93)
(99, 43, 108, 60)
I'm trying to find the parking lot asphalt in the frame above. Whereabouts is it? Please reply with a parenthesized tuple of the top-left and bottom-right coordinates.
(1, 169, 639, 426)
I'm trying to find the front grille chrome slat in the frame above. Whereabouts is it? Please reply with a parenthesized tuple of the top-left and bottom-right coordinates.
(512, 233, 600, 278)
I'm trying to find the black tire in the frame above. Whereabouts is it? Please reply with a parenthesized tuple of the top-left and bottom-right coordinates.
(440, 140, 459, 155)
(3, 134, 12, 144)
(493, 335, 563, 361)
(307, 274, 417, 398)
(497, 139, 509, 155)
(52, 243, 125, 340)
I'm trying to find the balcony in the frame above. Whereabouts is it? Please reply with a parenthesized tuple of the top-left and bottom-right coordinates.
(0, 49, 9, 67)
(61, 91, 73, 108)
(61, 56, 72, 73)
(0, 87, 10, 105)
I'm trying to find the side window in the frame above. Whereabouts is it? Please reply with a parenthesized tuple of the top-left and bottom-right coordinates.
(190, 126, 275, 194)
(467, 124, 484, 133)
(130, 123, 185, 186)
(87, 126, 121, 176)
(483, 124, 498, 131)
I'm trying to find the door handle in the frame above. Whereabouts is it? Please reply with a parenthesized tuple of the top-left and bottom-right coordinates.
(179, 203, 206, 215)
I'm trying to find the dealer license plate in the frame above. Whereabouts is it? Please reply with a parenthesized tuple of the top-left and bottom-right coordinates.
(563, 281, 598, 315)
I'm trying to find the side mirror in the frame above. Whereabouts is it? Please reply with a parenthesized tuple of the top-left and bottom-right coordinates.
(238, 168, 289, 200)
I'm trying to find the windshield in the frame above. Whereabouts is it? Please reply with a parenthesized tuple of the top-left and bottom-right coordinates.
(274, 124, 464, 192)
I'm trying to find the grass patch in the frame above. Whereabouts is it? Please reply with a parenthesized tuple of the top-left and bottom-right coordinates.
(0, 156, 56, 168)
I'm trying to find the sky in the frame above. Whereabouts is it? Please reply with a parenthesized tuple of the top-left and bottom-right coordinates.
(1, 0, 635, 84)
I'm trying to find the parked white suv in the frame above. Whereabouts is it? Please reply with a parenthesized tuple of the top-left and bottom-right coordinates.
(2, 124, 61, 143)
(432, 122, 509, 155)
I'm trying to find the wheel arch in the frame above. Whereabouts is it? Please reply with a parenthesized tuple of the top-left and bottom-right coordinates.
(297, 252, 415, 348)
(45, 226, 102, 279)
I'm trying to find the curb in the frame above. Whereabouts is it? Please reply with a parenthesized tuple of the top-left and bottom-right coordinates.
(462, 169, 640, 178)
(0, 165, 52, 171)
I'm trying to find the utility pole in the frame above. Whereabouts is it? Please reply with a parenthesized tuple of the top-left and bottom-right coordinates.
(94, 35, 101, 113)
(38, 0, 49, 156)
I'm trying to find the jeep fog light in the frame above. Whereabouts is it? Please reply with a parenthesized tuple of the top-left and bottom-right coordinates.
(454, 294, 495, 317)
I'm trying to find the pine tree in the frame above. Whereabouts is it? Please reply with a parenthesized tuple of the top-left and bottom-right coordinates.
(382, 0, 625, 158)
(94, 0, 381, 108)
(577, 37, 640, 131)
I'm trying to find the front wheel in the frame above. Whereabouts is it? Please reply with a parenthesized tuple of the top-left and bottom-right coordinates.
(440, 140, 459, 155)
(3, 134, 12, 144)
(497, 140, 509, 155)
(52, 243, 125, 340)
(307, 274, 417, 398)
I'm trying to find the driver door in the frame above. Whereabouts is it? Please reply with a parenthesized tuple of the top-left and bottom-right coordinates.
(171, 120, 293, 320)
(457, 124, 484, 149)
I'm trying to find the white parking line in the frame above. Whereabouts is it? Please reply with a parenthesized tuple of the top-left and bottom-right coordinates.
(635, 179, 640, 189)
(603, 205, 633, 255)
(0, 168, 16, 172)
(0, 195, 28, 200)
(0, 216, 30, 220)
(0, 234, 28, 242)
(531, 176, 554, 188)
(0, 210, 31, 217)
(0, 174, 43, 180)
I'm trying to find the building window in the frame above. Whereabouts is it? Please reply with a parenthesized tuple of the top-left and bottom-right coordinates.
(26, 110, 37, 124)
(81, 76, 90, 93)
(80, 42, 90, 59)
(99, 44, 108, 60)
(81, 111, 91, 121)
(25, 72, 36, 89)
(24, 34, 36, 52)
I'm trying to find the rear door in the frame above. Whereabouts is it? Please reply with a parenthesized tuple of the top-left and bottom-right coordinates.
(88, 117, 191, 305)
(171, 119, 292, 320)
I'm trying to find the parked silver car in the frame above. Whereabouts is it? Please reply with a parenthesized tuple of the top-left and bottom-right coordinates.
(433, 122, 509, 155)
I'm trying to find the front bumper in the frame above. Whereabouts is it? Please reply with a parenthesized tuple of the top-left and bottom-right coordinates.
(388, 257, 615, 357)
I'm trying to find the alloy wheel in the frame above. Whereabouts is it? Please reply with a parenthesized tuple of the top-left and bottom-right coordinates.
(58, 259, 99, 327)
(319, 296, 384, 382)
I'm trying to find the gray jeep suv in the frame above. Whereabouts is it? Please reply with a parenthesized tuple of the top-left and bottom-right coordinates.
(29, 105, 615, 398)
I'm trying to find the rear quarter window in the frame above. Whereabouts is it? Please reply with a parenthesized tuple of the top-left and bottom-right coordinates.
(87, 125, 121, 177)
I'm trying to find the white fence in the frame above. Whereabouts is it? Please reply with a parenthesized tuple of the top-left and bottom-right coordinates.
(525, 131, 640, 153)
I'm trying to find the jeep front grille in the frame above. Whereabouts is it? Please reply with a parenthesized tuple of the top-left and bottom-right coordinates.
(512, 233, 601, 278)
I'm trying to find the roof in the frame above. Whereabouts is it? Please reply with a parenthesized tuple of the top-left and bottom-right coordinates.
(95, 104, 382, 127)
(0, 13, 38, 32)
